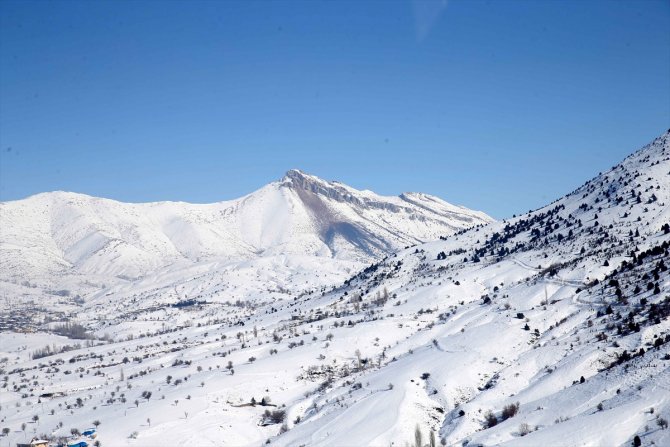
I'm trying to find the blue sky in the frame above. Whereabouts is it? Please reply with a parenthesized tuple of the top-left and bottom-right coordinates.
(1, 0, 668, 218)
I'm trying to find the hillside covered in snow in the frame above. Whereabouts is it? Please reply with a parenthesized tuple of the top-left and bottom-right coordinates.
(0, 169, 491, 330)
(0, 131, 669, 447)
(1, 169, 491, 276)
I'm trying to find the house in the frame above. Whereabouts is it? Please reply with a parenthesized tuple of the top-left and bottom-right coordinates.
(66, 441, 88, 447)
(17, 440, 50, 447)
(81, 428, 96, 438)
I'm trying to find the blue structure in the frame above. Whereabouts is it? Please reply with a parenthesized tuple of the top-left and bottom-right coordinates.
(81, 428, 96, 437)
(67, 441, 88, 447)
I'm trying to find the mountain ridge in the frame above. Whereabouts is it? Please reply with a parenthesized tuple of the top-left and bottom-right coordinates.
(0, 169, 492, 284)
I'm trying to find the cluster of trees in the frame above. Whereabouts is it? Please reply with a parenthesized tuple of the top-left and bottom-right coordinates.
(412, 425, 439, 447)
(597, 240, 669, 342)
(483, 402, 520, 428)
(261, 409, 286, 425)
(32, 342, 84, 360)
(52, 322, 91, 340)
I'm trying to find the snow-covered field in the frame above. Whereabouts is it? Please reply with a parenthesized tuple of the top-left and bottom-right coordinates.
(1, 131, 669, 447)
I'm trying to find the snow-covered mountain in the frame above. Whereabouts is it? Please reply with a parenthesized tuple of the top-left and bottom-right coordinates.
(0, 169, 491, 282)
(1, 131, 669, 447)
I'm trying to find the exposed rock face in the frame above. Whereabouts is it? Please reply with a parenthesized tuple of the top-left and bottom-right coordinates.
(283, 169, 403, 212)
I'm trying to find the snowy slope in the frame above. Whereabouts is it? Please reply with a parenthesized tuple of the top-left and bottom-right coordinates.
(1, 131, 669, 447)
(0, 169, 491, 279)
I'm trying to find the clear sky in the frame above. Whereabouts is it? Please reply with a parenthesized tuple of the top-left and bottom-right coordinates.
(1, 0, 668, 218)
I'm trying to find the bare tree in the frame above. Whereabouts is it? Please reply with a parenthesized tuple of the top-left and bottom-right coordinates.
(414, 424, 422, 447)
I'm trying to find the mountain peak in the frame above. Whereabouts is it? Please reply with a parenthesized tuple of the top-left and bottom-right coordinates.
(284, 168, 307, 177)
(282, 168, 328, 185)
(281, 168, 355, 200)
(283, 168, 307, 179)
